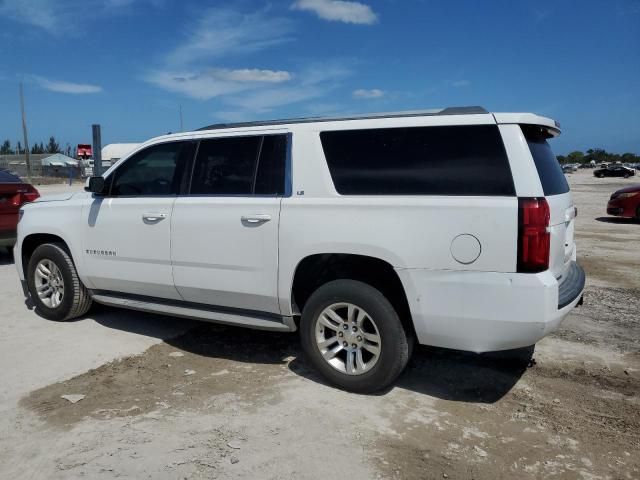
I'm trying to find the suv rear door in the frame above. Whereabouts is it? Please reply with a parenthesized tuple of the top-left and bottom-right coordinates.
(171, 133, 288, 315)
(521, 125, 575, 279)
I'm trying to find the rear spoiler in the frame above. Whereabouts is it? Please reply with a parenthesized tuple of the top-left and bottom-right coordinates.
(492, 113, 561, 137)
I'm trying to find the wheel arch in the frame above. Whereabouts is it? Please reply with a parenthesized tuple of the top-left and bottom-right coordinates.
(289, 253, 415, 335)
(21, 233, 72, 278)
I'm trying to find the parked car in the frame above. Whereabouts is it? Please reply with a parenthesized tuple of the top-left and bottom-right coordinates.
(607, 185, 640, 220)
(0, 170, 40, 253)
(562, 164, 576, 173)
(15, 107, 585, 392)
(594, 165, 635, 178)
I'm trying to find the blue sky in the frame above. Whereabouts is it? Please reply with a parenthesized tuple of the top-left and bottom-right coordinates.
(1, 0, 639, 154)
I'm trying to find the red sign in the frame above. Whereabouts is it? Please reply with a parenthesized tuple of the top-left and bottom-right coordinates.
(77, 144, 92, 159)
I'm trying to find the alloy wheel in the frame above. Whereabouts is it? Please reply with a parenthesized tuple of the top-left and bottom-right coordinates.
(314, 302, 382, 375)
(34, 259, 65, 308)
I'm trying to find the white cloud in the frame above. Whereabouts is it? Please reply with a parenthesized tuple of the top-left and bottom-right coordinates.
(142, 6, 351, 116)
(143, 68, 292, 101)
(0, 0, 165, 34)
(224, 63, 350, 113)
(212, 69, 291, 83)
(0, 0, 62, 32)
(352, 88, 384, 99)
(31, 75, 102, 94)
(452, 80, 471, 87)
(291, 0, 377, 25)
(166, 8, 293, 66)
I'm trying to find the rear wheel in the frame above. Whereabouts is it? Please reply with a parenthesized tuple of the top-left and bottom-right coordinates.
(624, 173, 630, 178)
(300, 280, 412, 393)
(26, 243, 92, 321)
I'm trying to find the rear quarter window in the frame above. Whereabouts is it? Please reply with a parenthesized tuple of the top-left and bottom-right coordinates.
(320, 125, 515, 196)
(521, 125, 569, 196)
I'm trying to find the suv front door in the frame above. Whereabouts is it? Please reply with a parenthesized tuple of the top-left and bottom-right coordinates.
(81, 141, 194, 299)
(171, 133, 288, 314)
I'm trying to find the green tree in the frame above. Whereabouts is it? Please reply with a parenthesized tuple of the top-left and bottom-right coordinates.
(566, 151, 585, 164)
(0, 140, 13, 154)
(31, 142, 45, 154)
(46, 136, 60, 154)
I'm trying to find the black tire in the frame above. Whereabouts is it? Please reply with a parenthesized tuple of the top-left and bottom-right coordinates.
(26, 243, 92, 321)
(597, 173, 604, 178)
(624, 174, 630, 179)
(300, 279, 413, 393)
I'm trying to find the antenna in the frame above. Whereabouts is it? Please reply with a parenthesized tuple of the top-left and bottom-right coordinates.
(19, 81, 32, 184)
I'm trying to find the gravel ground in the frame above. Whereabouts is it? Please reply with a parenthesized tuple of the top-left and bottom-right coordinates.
(0, 171, 638, 479)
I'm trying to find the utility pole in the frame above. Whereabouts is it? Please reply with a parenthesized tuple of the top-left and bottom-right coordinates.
(19, 82, 32, 183)
(92, 124, 102, 176)
(179, 104, 184, 132)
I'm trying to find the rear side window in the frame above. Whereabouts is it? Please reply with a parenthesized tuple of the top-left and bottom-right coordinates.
(522, 125, 569, 196)
(0, 170, 21, 183)
(254, 135, 287, 195)
(190, 134, 287, 195)
(320, 125, 515, 196)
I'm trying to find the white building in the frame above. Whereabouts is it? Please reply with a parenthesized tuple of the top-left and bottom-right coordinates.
(101, 144, 140, 164)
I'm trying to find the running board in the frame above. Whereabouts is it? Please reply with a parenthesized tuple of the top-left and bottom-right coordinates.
(91, 293, 296, 332)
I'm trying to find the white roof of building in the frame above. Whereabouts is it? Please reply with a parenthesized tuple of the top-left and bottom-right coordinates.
(40, 153, 78, 166)
(102, 143, 141, 160)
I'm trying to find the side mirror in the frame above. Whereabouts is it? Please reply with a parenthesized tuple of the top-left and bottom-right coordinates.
(85, 176, 107, 195)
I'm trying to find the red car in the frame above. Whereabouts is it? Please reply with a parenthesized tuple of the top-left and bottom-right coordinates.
(607, 184, 640, 220)
(0, 170, 40, 252)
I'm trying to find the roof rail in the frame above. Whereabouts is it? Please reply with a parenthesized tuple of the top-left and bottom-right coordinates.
(197, 106, 488, 131)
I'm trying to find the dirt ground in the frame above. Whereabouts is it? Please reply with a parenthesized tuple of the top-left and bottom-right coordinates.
(0, 171, 638, 479)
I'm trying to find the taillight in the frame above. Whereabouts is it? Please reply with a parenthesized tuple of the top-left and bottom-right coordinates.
(11, 187, 40, 207)
(517, 197, 550, 273)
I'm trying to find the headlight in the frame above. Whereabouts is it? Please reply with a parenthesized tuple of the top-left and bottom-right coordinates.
(615, 192, 639, 199)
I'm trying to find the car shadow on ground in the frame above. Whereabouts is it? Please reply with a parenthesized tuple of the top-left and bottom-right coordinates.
(0, 249, 15, 266)
(595, 216, 639, 225)
(91, 303, 199, 339)
(91, 306, 532, 403)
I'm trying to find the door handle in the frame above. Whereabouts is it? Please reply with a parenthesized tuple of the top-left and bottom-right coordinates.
(142, 212, 167, 223)
(241, 214, 271, 224)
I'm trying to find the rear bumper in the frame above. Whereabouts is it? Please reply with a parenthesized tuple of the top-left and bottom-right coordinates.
(558, 262, 585, 308)
(397, 262, 585, 353)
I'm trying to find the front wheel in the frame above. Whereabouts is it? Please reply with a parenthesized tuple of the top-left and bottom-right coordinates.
(26, 243, 92, 321)
(300, 280, 412, 393)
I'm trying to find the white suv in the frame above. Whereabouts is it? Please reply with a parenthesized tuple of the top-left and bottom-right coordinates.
(15, 107, 585, 392)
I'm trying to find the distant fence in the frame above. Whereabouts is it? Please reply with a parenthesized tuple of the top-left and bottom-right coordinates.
(0, 160, 84, 183)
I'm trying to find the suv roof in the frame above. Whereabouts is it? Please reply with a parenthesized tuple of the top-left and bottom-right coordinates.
(197, 106, 489, 131)
(138, 108, 560, 151)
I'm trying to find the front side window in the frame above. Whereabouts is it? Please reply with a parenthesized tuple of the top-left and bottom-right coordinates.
(110, 142, 191, 196)
(190, 134, 287, 195)
(320, 125, 515, 196)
